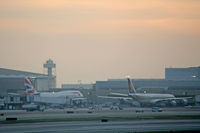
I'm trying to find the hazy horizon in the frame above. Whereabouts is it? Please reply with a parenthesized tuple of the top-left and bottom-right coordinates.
(0, 0, 200, 87)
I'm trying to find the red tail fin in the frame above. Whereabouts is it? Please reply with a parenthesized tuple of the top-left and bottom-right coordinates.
(24, 78, 36, 95)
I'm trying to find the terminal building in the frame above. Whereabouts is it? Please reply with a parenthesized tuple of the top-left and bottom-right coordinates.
(62, 84, 94, 90)
(0, 59, 56, 96)
(165, 67, 200, 80)
(96, 66, 200, 97)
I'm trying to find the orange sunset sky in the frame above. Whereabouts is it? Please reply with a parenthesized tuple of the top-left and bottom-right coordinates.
(0, 0, 200, 87)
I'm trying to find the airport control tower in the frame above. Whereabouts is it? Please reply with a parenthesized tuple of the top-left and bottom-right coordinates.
(44, 59, 56, 77)
(43, 59, 56, 89)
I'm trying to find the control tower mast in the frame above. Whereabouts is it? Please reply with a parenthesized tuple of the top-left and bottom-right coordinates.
(43, 59, 56, 77)
(43, 59, 56, 89)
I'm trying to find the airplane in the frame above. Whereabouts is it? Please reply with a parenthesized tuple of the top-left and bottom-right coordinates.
(24, 78, 86, 107)
(99, 78, 191, 107)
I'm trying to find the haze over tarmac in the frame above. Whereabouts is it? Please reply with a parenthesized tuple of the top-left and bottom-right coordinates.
(0, 0, 200, 87)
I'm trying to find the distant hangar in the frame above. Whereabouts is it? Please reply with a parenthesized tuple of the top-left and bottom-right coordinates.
(0, 59, 56, 96)
(96, 66, 200, 97)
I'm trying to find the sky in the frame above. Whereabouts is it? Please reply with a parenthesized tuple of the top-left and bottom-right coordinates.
(0, 0, 200, 87)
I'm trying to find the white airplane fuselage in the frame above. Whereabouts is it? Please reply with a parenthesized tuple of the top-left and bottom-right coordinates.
(99, 78, 190, 106)
(39, 90, 83, 98)
(129, 93, 174, 100)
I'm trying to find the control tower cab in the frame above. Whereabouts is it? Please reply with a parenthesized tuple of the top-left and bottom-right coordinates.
(43, 59, 56, 89)
(43, 59, 56, 77)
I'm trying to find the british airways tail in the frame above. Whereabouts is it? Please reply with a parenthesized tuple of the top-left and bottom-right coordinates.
(127, 78, 137, 94)
(24, 78, 37, 95)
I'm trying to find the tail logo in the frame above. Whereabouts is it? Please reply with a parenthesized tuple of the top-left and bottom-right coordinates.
(127, 78, 137, 94)
(24, 78, 35, 94)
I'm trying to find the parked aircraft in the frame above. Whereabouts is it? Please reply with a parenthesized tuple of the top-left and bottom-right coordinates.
(99, 78, 191, 107)
(24, 78, 86, 107)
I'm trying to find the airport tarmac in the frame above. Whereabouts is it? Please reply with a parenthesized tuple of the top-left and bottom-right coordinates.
(0, 119, 200, 133)
(0, 107, 200, 132)
(1, 107, 200, 121)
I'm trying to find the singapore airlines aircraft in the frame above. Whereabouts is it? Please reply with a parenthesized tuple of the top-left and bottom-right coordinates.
(99, 78, 191, 107)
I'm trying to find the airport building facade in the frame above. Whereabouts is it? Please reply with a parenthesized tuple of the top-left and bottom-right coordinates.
(0, 68, 56, 96)
(0, 59, 57, 96)
(62, 84, 94, 89)
(96, 66, 200, 97)
(165, 67, 200, 80)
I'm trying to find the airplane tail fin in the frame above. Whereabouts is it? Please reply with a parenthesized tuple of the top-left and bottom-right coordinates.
(24, 78, 37, 95)
(127, 78, 137, 94)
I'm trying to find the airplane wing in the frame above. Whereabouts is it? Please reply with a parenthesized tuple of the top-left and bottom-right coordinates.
(98, 96, 132, 100)
(149, 97, 193, 103)
(108, 93, 129, 97)
(98, 92, 132, 100)
(166, 97, 192, 100)
(72, 97, 87, 101)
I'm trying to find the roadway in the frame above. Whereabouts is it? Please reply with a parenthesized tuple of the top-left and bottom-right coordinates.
(1, 107, 200, 120)
(0, 119, 200, 133)
(0, 107, 200, 133)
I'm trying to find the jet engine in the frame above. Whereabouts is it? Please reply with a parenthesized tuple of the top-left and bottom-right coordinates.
(170, 100, 177, 106)
(180, 99, 188, 105)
